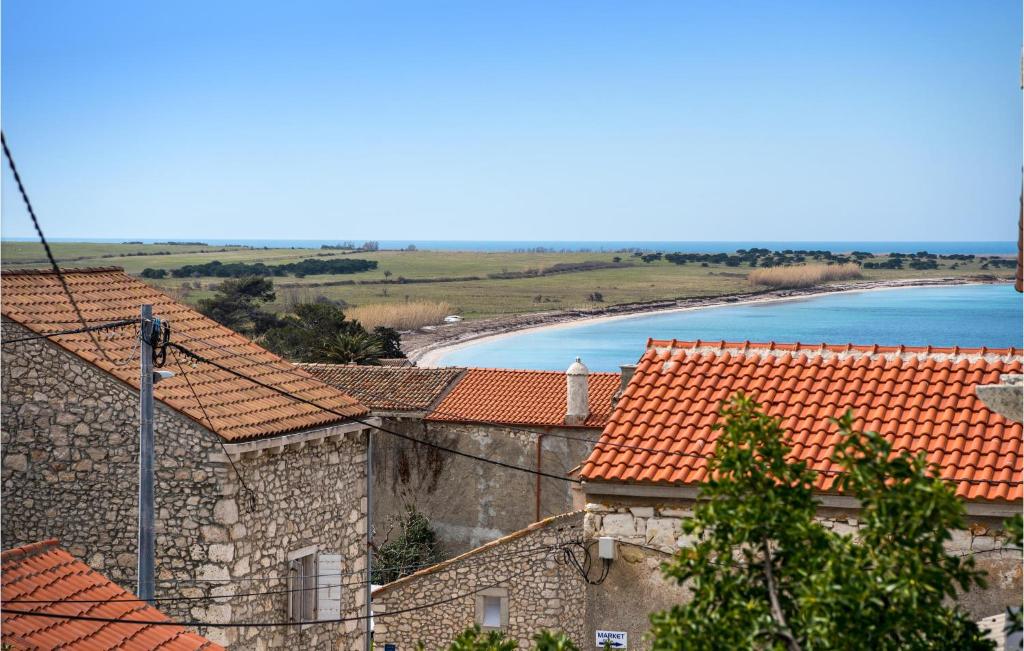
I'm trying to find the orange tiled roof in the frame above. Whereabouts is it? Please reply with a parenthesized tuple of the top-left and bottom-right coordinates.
(581, 339, 1023, 502)
(297, 364, 463, 411)
(1, 268, 367, 442)
(2, 539, 223, 650)
(426, 367, 620, 428)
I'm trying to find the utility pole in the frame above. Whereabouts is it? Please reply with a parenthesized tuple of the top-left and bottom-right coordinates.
(365, 429, 373, 651)
(138, 304, 155, 603)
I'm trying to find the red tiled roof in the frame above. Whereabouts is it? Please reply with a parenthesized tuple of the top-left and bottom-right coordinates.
(2, 539, 223, 650)
(426, 367, 620, 428)
(297, 364, 463, 411)
(581, 339, 1023, 502)
(1, 268, 368, 441)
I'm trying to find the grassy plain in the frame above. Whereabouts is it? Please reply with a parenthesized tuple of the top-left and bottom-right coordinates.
(2, 241, 1015, 321)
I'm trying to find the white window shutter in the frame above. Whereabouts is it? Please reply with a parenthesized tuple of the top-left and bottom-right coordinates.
(317, 553, 342, 621)
(287, 559, 302, 622)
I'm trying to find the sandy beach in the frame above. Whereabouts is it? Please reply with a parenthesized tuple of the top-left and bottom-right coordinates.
(409, 276, 1010, 366)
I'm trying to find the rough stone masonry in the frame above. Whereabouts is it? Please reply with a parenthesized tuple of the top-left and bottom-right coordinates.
(1, 319, 371, 650)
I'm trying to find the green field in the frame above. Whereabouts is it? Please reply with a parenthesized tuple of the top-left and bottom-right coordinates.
(2, 241, 1015, 321)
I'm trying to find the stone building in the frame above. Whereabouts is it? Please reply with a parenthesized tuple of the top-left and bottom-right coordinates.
(371, 512, 586, 649)
(2, 538, 225, 650)
(579, 339, 1024, 645)
(1, 267, 376, 650)
(302, 363, 621, 556)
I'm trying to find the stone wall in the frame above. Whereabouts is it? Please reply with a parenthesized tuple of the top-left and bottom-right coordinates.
(372, 418, 595, 556)
(1, 320, 370, 650)
(174, 430, 370, 650)
(2, 319, 222, 592)
(584, 498, 1024, 634)
(372, 512, 586, 650)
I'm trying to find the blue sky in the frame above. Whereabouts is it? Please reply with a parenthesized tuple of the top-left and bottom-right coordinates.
(2, 1, 1020, 241)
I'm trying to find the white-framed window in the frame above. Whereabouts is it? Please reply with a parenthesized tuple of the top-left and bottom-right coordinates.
(474, 586, 509, 630)
(287, 546, 342, 623)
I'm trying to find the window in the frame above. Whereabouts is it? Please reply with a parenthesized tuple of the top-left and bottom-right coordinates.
(287, 547, 342, 623)
(482, 596, 502, 627)
(475, 587, 508, 630)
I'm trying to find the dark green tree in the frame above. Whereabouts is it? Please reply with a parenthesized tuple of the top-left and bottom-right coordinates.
(649, 393, 994, 651)
(197, 276, 280, 336)
(321, 330, 385, 365)
(435, 627, 580, 651)
(372, 505, 440, 584)
(373, 326, 405, 359)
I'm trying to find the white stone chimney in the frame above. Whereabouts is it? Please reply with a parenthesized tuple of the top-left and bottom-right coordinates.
(565, 357, 590, 426)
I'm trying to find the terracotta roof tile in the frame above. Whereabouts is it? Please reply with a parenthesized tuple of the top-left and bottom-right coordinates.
(2, 540, 223, 650)
(297, 364, 463, 411)
(426, 368, 620, 428)
(580, 339, 1023, 502)
(1, 268, 367, 441)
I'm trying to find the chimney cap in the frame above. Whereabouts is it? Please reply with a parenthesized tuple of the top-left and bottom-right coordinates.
(566, 357, 589, 375)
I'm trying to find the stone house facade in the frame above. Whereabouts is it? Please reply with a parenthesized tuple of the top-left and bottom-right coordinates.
(1, 268, 375, 650)
(302, 363, 624, 557)
(371, 512, 587, 649)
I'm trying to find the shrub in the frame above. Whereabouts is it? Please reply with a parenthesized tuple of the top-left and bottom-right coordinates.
(372, 505, 439, 584)
(748, 263, 862, 289)
(345, 301, 452, 331)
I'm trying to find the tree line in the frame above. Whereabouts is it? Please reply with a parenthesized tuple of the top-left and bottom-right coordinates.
(141, 257, 377, 279)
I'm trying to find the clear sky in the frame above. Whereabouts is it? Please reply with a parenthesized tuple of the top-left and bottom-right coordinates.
(2, 1, 1020, 241)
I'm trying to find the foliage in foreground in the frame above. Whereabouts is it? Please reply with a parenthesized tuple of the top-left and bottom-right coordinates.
(436, 626, 580, 651)
(649, 393, 996, 651)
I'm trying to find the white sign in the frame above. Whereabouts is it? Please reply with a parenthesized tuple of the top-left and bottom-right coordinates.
(596, 630, 627, 649)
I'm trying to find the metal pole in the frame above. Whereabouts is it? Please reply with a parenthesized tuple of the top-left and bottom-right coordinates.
(137, 304, 155, 603)
(365, 428, 373, 651)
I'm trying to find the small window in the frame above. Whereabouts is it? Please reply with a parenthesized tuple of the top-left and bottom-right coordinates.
(475, 587, 508, 630)
(482, 596, 502, 627)
(287, 548, 343, 623)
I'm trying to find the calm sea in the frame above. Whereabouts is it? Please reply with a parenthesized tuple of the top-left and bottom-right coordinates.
(8, 238, 1018, 255)
(432, 284, 1024, 372)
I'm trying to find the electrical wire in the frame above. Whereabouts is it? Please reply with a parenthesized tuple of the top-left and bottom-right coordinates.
(1, 319, 137, 346)
(167, 341, 581, 484)
(1, 132, 123, 367)
(0, 554, 552, 628)
(3, 542, 570, 605)
(151, 523, 584, 586)
(170, 349, 257, 511)
(166, 330, 1023, 490)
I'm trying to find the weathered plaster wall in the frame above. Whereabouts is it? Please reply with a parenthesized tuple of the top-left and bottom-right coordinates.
(1, 320, 370, 650)
(372, 417, 594, 556)
(372, 512, 586, 649)
(584, 497, 1024, 639)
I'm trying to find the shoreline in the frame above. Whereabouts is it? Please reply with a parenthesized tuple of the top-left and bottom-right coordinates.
(409, 277, 1011, 367)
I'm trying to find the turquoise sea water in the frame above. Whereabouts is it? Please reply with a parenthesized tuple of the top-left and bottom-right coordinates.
(433, 284, 1024, 372)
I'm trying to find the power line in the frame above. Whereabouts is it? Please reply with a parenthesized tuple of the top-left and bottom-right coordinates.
(167, 342, 581, 484)
(0, 556, 551, 628)
(5, 542, 574, 605)
(170, 349, 257, 511)
(1, 131, 121, 367)
(1, 319, 138, 346)
(167, 332, 1022, 490)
